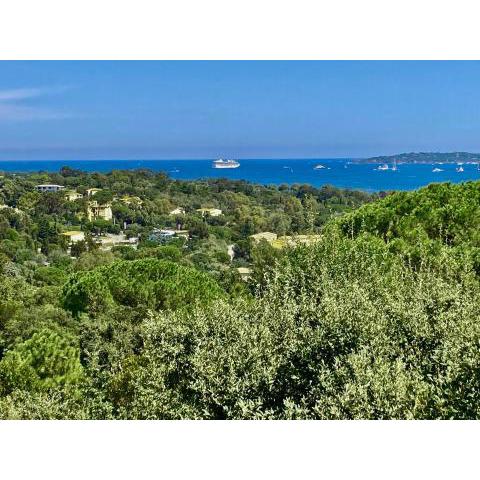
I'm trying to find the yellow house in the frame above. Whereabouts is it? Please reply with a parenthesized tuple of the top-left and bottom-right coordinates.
(87, 201, 113, 221)
(65, 191, 83, 201)
(196, 208, 222, 217)
(86, 188, 102, 197)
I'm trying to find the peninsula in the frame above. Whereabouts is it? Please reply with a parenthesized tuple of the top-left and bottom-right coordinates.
(357, 151, 480, 164)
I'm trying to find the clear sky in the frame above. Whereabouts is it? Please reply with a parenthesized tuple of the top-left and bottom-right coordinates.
(1, 61, 480, 160)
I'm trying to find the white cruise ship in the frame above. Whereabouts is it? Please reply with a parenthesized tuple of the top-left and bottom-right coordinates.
(212, 159, 240, 169)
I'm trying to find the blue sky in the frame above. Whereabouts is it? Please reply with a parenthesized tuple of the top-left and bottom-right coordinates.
(1, 61, 480, 160)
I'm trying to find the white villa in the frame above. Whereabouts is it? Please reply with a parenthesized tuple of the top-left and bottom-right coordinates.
(62, 231, 85, 244)
(169, 207, 185, 215)
(35, 184, 65, 193)
(65, 191, 83, 201)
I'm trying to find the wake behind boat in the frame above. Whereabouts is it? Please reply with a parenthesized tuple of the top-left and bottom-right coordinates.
(212, 158, 240, 169)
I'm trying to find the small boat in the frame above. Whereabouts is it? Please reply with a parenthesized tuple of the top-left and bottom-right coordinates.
(391, 159, 398, 171)
(432, 167, 443, 172)
(313, 164, 326, 170)
(377, 164, 389, 171)
(456, 166, 464, 172)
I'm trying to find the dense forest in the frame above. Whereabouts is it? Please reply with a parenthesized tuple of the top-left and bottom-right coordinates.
(0, 168, 479, 419)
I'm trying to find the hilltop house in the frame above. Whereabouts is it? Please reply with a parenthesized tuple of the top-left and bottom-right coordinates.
(62, 231, 85, 244)
(148, 228, 189, 243)
(270, 234, 322, 249)
(87, 201, 113, 221)
(237, 267, 252, 281)
(196, 207, 222, 217)
(96, 233, 139, 251)
(86, 188, 102, 197)
(249, 232, 278, 243)
(35, 184, 65, 193)
(65, 191, 83, 201)
(169, 207, 185, 215)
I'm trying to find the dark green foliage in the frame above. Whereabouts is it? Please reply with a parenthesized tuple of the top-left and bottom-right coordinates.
(337, 182, 480, 244)
(62, 258, 224, 316)
(0, 329, 83, 395)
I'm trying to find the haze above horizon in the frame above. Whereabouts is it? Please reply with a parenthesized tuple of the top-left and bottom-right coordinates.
(1, 61, 480, 160)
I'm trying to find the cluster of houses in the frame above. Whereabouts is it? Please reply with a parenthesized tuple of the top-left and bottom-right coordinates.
(36, 184, 229, 253)
(33, 187, 319, 280)
(36, 184, 114, 222)
(36, 185, 223, 224)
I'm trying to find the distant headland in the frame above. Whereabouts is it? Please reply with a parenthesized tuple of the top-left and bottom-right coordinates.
(356, 152, 480, 164)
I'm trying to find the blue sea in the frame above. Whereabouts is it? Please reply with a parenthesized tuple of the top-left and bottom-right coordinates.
(1, 158, 479, 192)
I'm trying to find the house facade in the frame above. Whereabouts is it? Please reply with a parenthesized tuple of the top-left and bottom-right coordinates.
(35, 184, 65, 193)
(87, 201, 113, 221)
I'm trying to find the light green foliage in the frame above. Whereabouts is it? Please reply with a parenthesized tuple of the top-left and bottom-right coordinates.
(106, 233, 480, 419)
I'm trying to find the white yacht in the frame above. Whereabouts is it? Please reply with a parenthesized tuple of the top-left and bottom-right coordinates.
(212, 159, 240, 169)
(313, 164, 326, 170)
(456, 166, 464, 172)
(377, 164, 389, 171)
(432, 167, 443, 172)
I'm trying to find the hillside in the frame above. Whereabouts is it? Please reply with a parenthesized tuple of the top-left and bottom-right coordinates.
(1, 172, 480, 419)
(358, 151, 480, 164)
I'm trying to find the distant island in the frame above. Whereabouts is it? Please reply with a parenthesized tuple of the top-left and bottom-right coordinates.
(357, 152, 480, 164)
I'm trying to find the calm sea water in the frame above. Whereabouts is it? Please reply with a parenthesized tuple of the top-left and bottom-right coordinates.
(1, 159, 479, 192)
